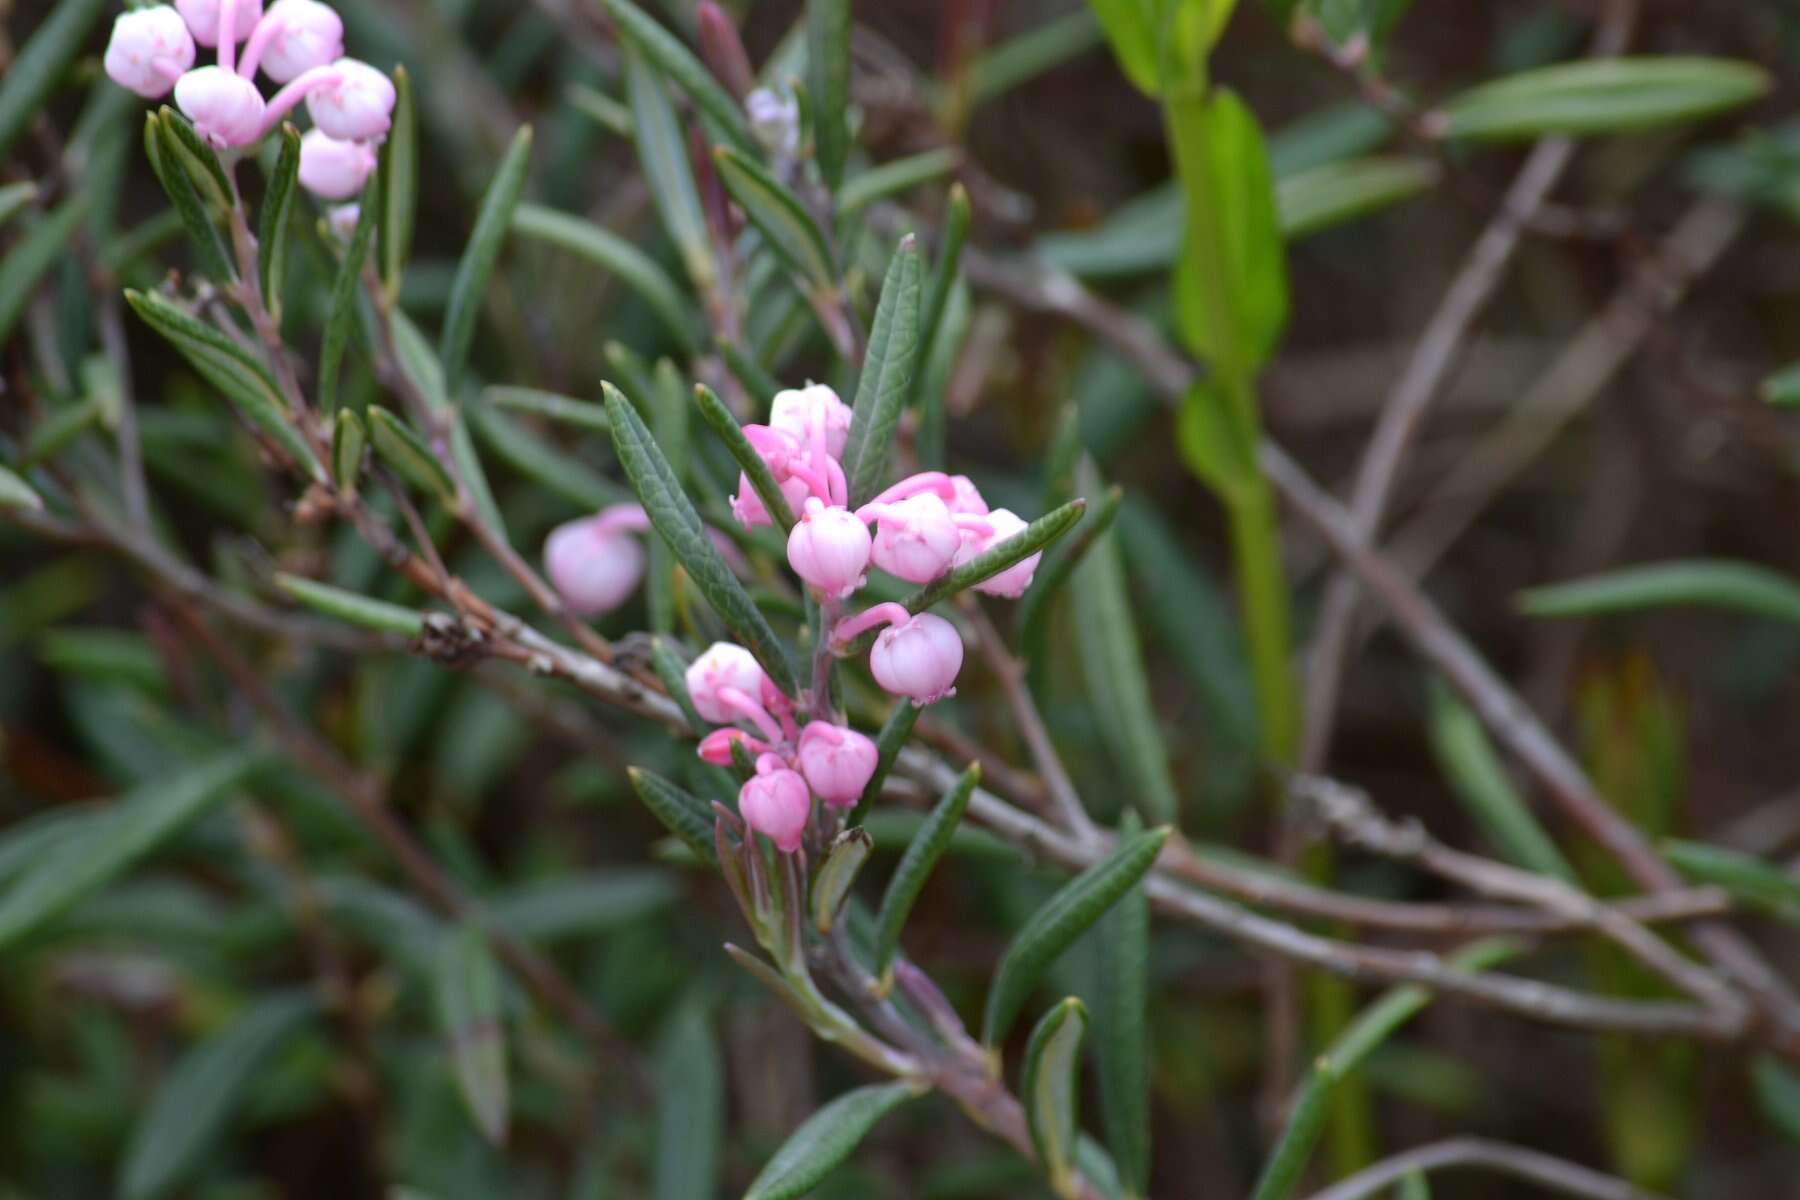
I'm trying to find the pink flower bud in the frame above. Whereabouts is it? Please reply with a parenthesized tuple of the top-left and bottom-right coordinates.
(245, 0, 343, 82)
(869, 612, 963, 704)
(769, 383, 851, 458)
(731, 472, 810, 529)
(954, 507, 1039, 598)
(104, 7, 196, 99)
(297, 129, 376, 199)
(867, 492, 960, 584)
(326, 202, 360, 240)
(306, 57, 395, 141)
(175, 0, 263, 47)
(796, 721, 879, 809)
(697, 727, 769, 766)
(543, 513, 646, 618)
(685, 642, 770, 726)
(174, 65, 266, 147)
(787, 500, 871, 598)
(946, 474, 989, 516)
(739, 757, 811, 852)
(746, 87, 801, 160)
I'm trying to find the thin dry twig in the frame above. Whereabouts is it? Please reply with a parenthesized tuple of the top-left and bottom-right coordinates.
(1303, 1137, 1673, 1200)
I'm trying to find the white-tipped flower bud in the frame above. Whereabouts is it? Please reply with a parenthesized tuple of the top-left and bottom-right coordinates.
(174, 65, 266, 148)
(306, 57, 396, 141)
(104, 7, 196, 99)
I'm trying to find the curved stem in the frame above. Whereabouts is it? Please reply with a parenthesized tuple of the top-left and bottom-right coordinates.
(831, 601, 910, 647)
(717, 686, 784, 746)
(259, 64, 341, 136)
(218, 0, 240, 73)
(237, 12, 285, 79)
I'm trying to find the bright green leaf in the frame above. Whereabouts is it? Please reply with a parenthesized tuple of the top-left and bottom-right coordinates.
(744, 1082, 918, 1200)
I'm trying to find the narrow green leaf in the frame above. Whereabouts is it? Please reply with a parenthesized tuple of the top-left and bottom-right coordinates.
(605, 383, 798, 692)
(744, 1082, 918, 1200)
(1426, 684, 1577, 883)
(714, 144, 835, 290)
(1017, 486, 1121, 656)
(629, 768, 720, 864)
(722, 339, 783, 406)
(118, 992, 318, 1200)
(649, 636, 706, 732)
(1089, 0, 1164, 96)
(484, 385, 611, 433)
(806, 0, 852, 190)
(849, 699, 922, 826)
(647, 359, 691, 634)
(258, 124, 302, 320)
(1092, 809, 1150, 1198)
(842, 238, 923, 504)
(318, 172, 380, 413)
(1022, 997, 1088, 1195)
(435, 924, 509, 1144)
(512, 203, 700, 352)
(1276, 155, 1438, 239)
(379, 65, 418, 296)
(625, 41, 713, 289)
(568, 83, 634, 135)
(655, 1000, 725, 1200)
(0, 181, 38, 229)
(1323, 939, 1519, 1078)
(1441, 57, 1768, 142)
(982, 826, 1171, 1046)
(1762, 360, 1800, 407)
(604, 0, 757, 155)
(967, 9, 1105, 107)
(915, 184, 971, 396)
(442, 125, 533, 392)
(1664, 839, 1800, 924)
(839, 148, 961, 216)
(0, 465, 43, 512)
(0, 193, 89, 348)
(330, 409, 367, 497)
(1250, 1059, 1336, 1200)
(1519, 559, 1800, 626)
(367, 405, 458, 504)
(391, 310, 506, 534)
(148, 111, 234, 280)
(873, 764, 978, 978)
(0, 747, 265, 950)
(694, 381, 796, 531)
(154, 107, 232, 203)
(124, 289, 324, 481)
(0, 0, 108, 160)
(468, 404, 622, 509)
(275, 572, 424, 636)
(487, 871, 678, 942)
(1752, 1055, 1800, 1144)
(1398, 1170, 1432, 1200)
(905, 498, 1085, 613)
(811, 827, 874, 934)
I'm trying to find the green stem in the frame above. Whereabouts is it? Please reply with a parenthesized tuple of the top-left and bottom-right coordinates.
(1223, 477, 1298, 766)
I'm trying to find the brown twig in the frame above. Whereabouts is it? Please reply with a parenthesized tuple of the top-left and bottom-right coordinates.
(1302, 1137, 1673, 1200)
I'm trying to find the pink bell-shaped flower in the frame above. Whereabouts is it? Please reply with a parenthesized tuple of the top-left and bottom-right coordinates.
(542, 510, 648, 618)
(697, 727, 771, 766)
(945, 474, 989, 516)
(305, 57, 396, 141)
(104, 7, 196, 99)
(685, 643, 771, 727)
(739, 755, 811, 852)
(796, 722, 879, 810)
(953, 507, 1039, 599)
(869, 612, 963, 704)
(174, 65, 266, 147)
(297, 129, 376, 199)
(242, 0, 343, 82)
(787, 499, 871, 598)
(769, 383, 852, 458)
(175, 0, 263, 47)
(867, 492, 960, 584)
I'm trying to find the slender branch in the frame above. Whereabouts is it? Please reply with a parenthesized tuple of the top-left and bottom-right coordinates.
(1302, 1137, 1673, 1200)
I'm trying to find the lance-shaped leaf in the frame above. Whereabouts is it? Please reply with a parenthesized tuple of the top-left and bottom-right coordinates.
(1089, 0, 1166, 96)
(119, 991, 319, 1200)
(155, 107, 232, 203)
(630, 767, 719, 864)
(806, 0, 852, 190)
(485, 385, 611, 433)
(722, 339, 782, 405)
(1017, 486, 1122, 656)
(1519, 559, 1800, 626)
(848, 699, 922, 826)
(513, 203, 699, 352)
(0, 192, 86, 348)
(468, 405, 622, 510)
(1752, 1056, 1800, 1144)
(811, 827, 873, 934)
(366, 405, 458, 504)
(434, 924, 509, 1144)
(1091, 808, 1150, 1198)
(648, 636, 706, 732)
(744, 1081, 919, 1200)
(1440, 57, 1768, 142)
(1023, 997, 1088, 1196)
(0, 466, 42, 512)
(258, 124, 302, 319)
(694, 381, 796, 530)
(0, 181, 37, 229)
(275, 573, 424, 637)
(714, 145, 835, 292)
(625, 41, 713, 289)
(442, 125, 533, 392)
(0, 747, 265, 950)
(1664, 840, 1800, 924)
(392, 311, 506, 534)
(1277, 155, 1438, 240)
(839, 148, 961, 216)
(379, 64, 418, 295)
(318, 172, 380, 413)
(654, 1000, 724, 1200)
(982, 825, 1170, 1046)
(873, 764, 978, 979)
(605, 383, 798, 692)
(124, 290, 324, 482)
(914, 183, 970, 398)
(1250, 1056, 1336, 1200)
(331, 409, 367, 497)
(147, 110, 234, 280)
(841, 238, 922, 504)
(0, 0, 108, 159)
(604, 0, 757, 155)
(904, 498, 1085, 614)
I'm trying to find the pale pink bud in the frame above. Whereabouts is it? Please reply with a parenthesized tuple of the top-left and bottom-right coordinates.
(954, 507, 1039, 598)
(174, 65, 266, 147)
(175, 0, 263, 47)
(869, 613, 963, 704)
(868, 492, 960, 584)
(685, 642, 770, 726)
(746, 87, 801, 160)
(104, 7, 196, 99)
(739, 756, 811, 852)
(787, 500, 871, 598)
(297, 129, 376, 199)
(543, 513, 647, 618)
(306, 57, 395, 141)
(946, 474, 989, 516)
(769, 383, 851, 458)
(247, 0, 343, 82)
(326, 202, 360, 240)
(796, 722, 879, 809)
(731, 472, 810, 529)
(697, 727, 769, 766)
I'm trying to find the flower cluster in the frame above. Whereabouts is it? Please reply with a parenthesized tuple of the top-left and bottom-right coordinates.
(103, 0, 394, 200)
